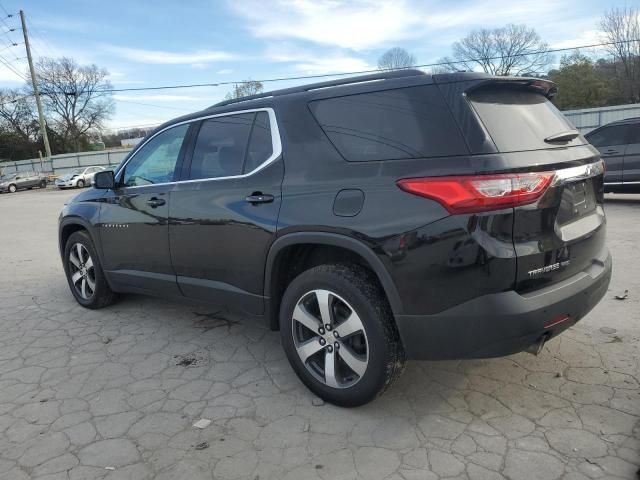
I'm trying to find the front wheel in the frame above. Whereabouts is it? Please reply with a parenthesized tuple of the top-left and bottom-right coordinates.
(279, 264, 405, 407)
(8, 184, 16, 193)
(40, 180, 47, 188)
(76, 179, 85, 188)
(64, 230, 117, 309)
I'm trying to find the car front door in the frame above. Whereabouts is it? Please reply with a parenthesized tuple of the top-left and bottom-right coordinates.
(169, 110, 283, 314)
(99, 123, 191, 296)
(622, 123, 640, 185)
(586, 124, 628, 185)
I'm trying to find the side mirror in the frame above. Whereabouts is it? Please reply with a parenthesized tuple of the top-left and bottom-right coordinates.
(93, 170, 115, 189)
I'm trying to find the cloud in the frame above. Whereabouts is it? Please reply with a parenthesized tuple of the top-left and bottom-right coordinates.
(551, 30, 603, 50)
(217, 69, 233, 75)
(229, 0, 422, 50)
(104, 45, 234, 64)
(262, 43, 373, 75)
(229, 0, 578, 51)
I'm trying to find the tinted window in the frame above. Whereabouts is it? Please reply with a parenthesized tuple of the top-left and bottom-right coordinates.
(189, 113, 254, 180)
(309, 85, 467, 161)
(122, 124, 189, 187)
(244, 112, 273, 173)
(587, 125, 629, 148)
(469, 85, 586, 152)
(628, 124, 640, 144)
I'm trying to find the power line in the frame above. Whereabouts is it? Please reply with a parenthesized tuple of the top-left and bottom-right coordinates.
(113, 98, 193, 112)
(93, 38, 640, 94)
(25, 17, 56, 59)
(0, 3, 12, 17)
(2, 37, 639, 106)
(0, 52, 26, 80)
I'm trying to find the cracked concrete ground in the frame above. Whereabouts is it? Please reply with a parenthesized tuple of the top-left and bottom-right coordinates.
(0, 188, 638, 480)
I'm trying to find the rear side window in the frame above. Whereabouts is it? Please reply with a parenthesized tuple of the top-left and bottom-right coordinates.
(587, 125, 629, 147)
(189, 113, 254, 179)
(468, 85, 586, 152)
(309, 85, 467, 161)
(244, 111, 273, 173)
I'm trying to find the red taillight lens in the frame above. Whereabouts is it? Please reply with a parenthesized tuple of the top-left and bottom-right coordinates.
(397, 172, 555, 214)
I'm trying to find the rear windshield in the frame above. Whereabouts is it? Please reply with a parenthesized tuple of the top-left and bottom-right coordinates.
(309, 85, 468, 161)
(468, 85, 585, 152)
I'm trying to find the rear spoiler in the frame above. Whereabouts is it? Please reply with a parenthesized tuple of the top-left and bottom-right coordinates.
(433, 73, 557, 99)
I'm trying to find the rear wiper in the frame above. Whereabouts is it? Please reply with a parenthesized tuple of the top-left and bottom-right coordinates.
(544, 130, 580, 143)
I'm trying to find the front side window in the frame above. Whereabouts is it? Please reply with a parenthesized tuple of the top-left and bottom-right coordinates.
(189, 113, 254, 180)
(122, 124, 189, 187)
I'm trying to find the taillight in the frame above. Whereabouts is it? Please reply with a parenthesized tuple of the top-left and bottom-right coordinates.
(397, 172, 555, 214)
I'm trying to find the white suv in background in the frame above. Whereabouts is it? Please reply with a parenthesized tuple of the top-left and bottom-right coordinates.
(55, 166, 105, 189)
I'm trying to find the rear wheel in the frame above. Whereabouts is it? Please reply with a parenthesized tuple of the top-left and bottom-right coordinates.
(40, 180, 47, 188)
(279, 264, 405, 407)
(76, 179, 85, 188)
(64, 230, 117, 309)
(8, 184, 16, 193)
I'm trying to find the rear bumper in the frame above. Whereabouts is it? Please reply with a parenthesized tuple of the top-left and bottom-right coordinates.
(396, 247, 612, 360)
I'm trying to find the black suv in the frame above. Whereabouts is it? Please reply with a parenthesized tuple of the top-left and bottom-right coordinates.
(585, 117, 640, 192)
(59, 70, 611, 406)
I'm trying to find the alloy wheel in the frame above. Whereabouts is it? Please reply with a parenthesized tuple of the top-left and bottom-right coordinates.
(68, 243, 96, 300)
(292, 289, 369, 388)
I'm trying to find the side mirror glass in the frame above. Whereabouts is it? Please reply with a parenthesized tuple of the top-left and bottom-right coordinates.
(93, 170, 115, 189)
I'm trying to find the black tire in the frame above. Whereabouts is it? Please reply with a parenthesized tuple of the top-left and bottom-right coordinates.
(63, 230, 117, 309)
(76, 179, 85, 188)
(40, 180, 47, 188)
(279, 263, 405, 407)
(8, 184, 16, 193)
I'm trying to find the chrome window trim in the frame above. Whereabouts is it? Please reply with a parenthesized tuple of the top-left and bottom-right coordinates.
(114, 107, 281, 189)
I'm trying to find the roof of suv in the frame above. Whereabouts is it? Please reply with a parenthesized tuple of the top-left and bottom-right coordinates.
(146, 70, 555, 137)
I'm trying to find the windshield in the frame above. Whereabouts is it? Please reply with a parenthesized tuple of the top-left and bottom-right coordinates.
(70, 168, 84, 175)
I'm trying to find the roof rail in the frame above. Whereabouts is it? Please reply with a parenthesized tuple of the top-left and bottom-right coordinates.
(211, 69, 426, 108)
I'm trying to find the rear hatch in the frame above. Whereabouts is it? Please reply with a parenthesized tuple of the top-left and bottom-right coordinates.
(462, 79, 606, 292)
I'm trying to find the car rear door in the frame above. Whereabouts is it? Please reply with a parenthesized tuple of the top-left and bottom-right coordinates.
(585, 124, 628, 185)
(99, 123, 191, 296)
(622, 123, 640, 185)
(169, 109, 283, 314)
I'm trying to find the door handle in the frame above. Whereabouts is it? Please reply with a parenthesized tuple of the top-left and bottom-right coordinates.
(603, 149, 618, 154)
(146, 197, 166, 208)
(245, 193, 274, 204)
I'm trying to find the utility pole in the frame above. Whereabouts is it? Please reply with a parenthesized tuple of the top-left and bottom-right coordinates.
(19, 10, 51, 159)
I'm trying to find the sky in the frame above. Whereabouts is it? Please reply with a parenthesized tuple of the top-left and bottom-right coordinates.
(0, 0, 628, 130)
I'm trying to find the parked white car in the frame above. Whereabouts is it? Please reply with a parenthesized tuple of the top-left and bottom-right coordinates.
(55, 166, 105, 189)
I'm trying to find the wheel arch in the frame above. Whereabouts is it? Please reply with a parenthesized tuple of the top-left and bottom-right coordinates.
(59, 217, 98, 260)
(264, 232, 403, 330)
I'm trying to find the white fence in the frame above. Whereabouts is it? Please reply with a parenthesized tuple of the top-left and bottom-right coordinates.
(564, 103, 640, 134)
(0, 149, 132, 176)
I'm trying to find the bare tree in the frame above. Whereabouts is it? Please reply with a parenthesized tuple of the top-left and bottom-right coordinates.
(441, 24, 551, 76)
(600, 6, 640, 103)
(34, 57, 114, 152)
(225, 80, 264, 100)
(0, 89, 39, 144)
(378, 47, 416, 70)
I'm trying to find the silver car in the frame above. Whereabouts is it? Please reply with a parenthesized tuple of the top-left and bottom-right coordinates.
(55, 166, 105, 189)
(0, 171, 48, 193)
